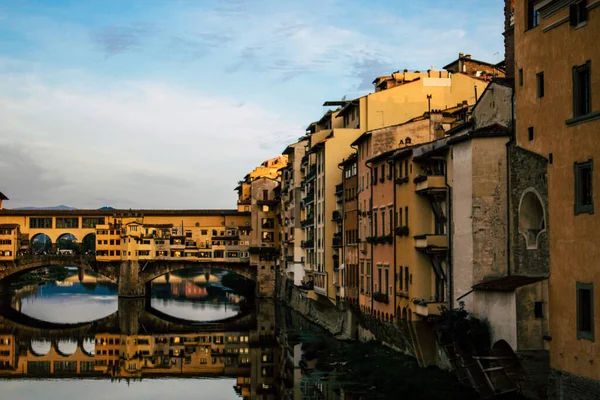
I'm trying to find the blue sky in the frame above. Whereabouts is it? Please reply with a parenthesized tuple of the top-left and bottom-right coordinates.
(0, 0, 504, 209)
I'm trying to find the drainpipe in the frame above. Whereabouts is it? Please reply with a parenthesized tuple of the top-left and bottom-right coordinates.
(445, 160, 453, 310)
(390, 156, 397, 319)
(505, 86, 516, 278)
(366, 159, 374, 315)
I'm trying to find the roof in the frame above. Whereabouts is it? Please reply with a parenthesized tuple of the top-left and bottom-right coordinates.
(0, 192, 7, 201)
(366, 148, 398, 164)
(350, 131, 371, 147)
(388, 145, 416, 161)
(338, 153, 357, 167)
(335, 100, 360, 118)
(446, 123, 510, 145)
(307, 141, 325, 155)
(0, 223, 18, 229)
(443, 55, 500, 71)
(322, 100, 349, 107)
(0, 209, 248, 217)
(472, 275, 547, 291)
(143, 224, 175, 229)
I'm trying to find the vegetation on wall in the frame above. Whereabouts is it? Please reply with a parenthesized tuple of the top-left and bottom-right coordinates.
(434, 302, 491, 356)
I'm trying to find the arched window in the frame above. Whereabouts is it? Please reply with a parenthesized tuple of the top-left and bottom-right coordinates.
(519, 190, 546, 249)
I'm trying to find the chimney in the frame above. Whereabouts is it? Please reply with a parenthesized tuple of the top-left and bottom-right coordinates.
(465, 54, 472, 59)
(459, 52, 464, 58)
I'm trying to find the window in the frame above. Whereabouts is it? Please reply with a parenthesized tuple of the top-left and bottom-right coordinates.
(30, 217, 52, 229)
(534, 302, 544, 318)
(574, 160, 593, 215)
(398, 266, 403, 291)
(536, 72, 544, 98)
(570, 0, 587, 26)
(519, 68, 523, 87)
(527, 0, 540, 29)
(573, 61, 591, 117)
(381, 210, 385, 236)
(577, 282, 594, 341)
(404, 267, 409, 291)
(82, 217, 105, 228)
(528, 126, 534, 141)
(373, 167, 378, 185)
(261, 218, 275, 229)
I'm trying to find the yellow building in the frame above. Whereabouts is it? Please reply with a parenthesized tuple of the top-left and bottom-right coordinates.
(513, 0, 600, 393)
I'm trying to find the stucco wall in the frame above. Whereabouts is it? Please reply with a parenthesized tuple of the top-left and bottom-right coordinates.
(473, 290, 517, 350)
(451, 140, 474, 311)
(471, 136, 509, 283)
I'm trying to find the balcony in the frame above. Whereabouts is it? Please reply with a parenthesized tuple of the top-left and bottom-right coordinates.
(414, 175, 446, 195)
(373, 291, 389, 304)
(306, 166, 317, 183)
(303, 190, 315, 206)
(395, 226, 409, 237)
(301, 240, 314, 249)
(335, 184, 343, 196)
(332, 237, 342, 248)
(331, 210, 343, 222)
(414, 234, 448, 251)
(395, 176, 409, 185)
(286, 255, 294, 262)
(414, 301, 448, 317)
(314, 272, 327, 296)
(237, 199, 251, 206)
(257, 198, 279, 207)
(301, 214, 314, 228)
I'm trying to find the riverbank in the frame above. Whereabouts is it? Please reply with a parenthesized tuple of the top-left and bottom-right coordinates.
(276, 288, 478, 399)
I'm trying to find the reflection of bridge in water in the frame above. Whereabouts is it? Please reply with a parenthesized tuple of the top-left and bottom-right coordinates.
(0, 298, 279, 399)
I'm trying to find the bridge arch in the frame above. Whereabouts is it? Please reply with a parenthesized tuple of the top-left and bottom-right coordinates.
(31, 233, 52, 254)
(0, 256, 119, 285)
(30, 339, 51, 356)
(55, 339, 78, 356)
(56, 233, 78, 252)
(81, 233, 96, 255)
(140, 262, 256, 286)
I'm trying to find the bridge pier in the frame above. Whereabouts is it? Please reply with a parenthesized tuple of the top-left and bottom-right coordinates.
(0, 281, 10, 297)
(118, 260, 145, 297)
(118, 297, 146, 335)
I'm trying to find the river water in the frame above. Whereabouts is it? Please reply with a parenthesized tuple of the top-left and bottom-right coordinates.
(0, 267, 475, 400)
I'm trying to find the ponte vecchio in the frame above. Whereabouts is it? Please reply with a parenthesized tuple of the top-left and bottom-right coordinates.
(0, 206, 278, 298)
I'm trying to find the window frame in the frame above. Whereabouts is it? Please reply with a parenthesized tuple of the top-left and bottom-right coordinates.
(574, 159, 594, 215)
(573, 61, 591, 118)
(576, 282, 594, 341)
(536, 72, 544, 98)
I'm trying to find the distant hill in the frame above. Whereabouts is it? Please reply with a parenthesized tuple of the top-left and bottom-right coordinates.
(14, 205, 77, 210)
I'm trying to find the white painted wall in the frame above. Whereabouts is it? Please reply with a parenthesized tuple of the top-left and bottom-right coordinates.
(452, 140, 474, 311)
(473, 290, 517, 350)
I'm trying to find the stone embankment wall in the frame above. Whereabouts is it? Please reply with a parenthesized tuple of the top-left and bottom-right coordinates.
(276, 276, 449, 368)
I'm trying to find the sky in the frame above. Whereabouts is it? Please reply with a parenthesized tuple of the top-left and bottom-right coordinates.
(0, 0, 504, 209)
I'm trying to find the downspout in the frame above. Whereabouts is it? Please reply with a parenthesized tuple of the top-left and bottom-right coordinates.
(390, 156, 397, 318)
(445, 160, 453, 310)
(338, 162, 345, 303)
(366, 159, 374, 315)
(505, 86, 516, 277)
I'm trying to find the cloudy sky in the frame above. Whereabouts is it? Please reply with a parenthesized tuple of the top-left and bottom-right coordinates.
(0, 0, 504, 209)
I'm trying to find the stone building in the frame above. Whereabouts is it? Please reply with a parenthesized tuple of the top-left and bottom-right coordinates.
(513, 0, 600, 395)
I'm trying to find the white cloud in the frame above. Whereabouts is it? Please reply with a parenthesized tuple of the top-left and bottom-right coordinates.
(0, 66, 302, 209)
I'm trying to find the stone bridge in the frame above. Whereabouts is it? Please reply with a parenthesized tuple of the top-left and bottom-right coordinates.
(0, 255, 257, 297)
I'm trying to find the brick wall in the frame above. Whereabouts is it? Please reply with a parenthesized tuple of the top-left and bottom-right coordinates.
(548, 369, 600, 400)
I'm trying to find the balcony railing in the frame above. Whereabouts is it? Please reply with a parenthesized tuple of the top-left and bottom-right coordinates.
(301, 240, 314, 249)
(394, 226, 409, 237)
(332, 210, 343, 222)
(414, 175, 446, 195)
(303, 190, 315, 206)
(335, 184, 343, 196)
(413, 234, 448, 250)
(314, 272, 327, 296)
(306, 166, 317, 183)
(332, 237, 342, 248)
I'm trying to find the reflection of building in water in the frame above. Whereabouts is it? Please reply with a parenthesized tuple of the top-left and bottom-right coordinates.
(170, 281, 208, 299)
(0, 300, 282, 400)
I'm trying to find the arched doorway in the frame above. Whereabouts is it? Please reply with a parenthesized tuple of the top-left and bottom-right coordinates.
(519, 189, 546, 249)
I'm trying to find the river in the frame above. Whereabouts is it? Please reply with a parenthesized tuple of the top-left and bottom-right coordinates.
(0, 267, 476, 399)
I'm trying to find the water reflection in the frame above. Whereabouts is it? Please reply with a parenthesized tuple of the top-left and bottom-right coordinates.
(0, 267, 469, 399)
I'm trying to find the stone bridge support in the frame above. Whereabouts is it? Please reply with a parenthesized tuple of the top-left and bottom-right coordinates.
(0, 280, 10, 297)
(118, 260, 146, 297)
